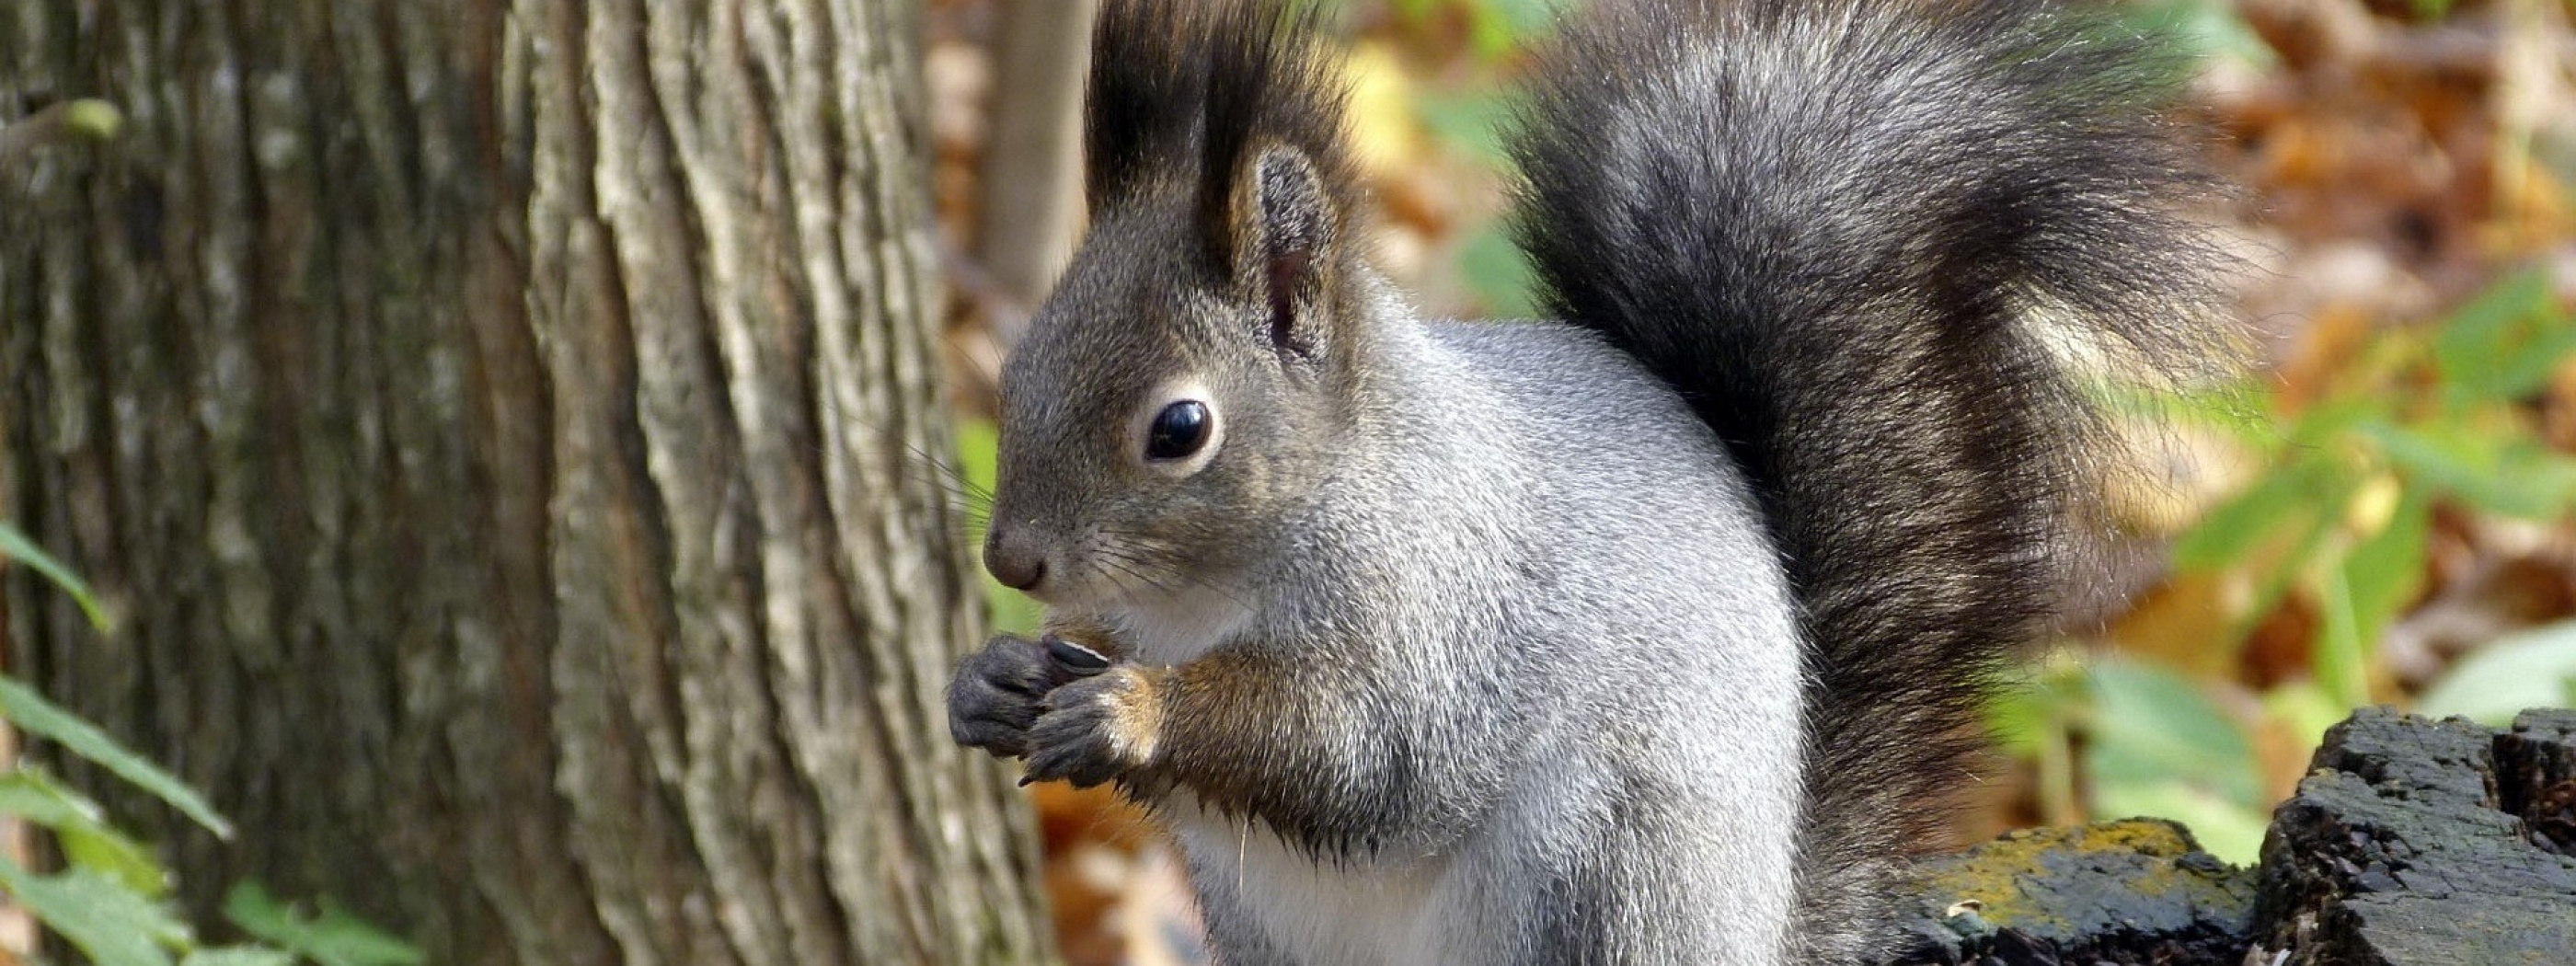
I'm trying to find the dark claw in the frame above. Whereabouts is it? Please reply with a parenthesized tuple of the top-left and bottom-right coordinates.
(1045, 635, 1112, 678)
(1025, 730, 1121, 788)
(952, 718, 1032, 757)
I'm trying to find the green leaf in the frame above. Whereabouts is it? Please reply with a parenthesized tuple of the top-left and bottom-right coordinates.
(2170, 466, 2319, 570)
(0, 766, 176, 898)
(2417, 621, 2576, 725)
(0, 766, 111, 829)
(2311, 565, 2371, 709)
(2101, 378, 2272, 445)
(225, 881, 426, 966)
(2335, 489, 2431, 686)
(2432, 269, 2554, 406)
(2275, 395, 2397, 453)
(2084, 659, 2262, 804)
(182, 949, 298, 966)
(0, 854, 188, 966)
(62, 821, 174, 900)
(1984, 680, 2052, 758)
(2370, 422, 2576, 518)
(2342, 489, 2431, 632)
(2433, 270, 2549, 371)
(2081, 661, 2270, 863)
(2172, 431, 2370, 572)
(2486, 323, 2576, 403)
(0, 522, 109, 630)
(0, 676, 233, 838)
(2173, 457, 2356, 656)
(2085, 661, 2255, 776)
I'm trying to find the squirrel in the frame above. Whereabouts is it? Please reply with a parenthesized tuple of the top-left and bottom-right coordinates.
(947, 0, 2222, 962)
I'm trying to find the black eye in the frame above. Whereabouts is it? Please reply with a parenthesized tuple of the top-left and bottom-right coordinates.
(1145, 400, 1212, 461)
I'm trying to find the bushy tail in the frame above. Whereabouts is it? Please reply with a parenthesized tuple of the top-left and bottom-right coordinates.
(1508, 0, 2224, 959)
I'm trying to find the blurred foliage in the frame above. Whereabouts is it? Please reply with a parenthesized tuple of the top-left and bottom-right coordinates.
(2002, 265, 2576, 864)
(954, 419, 1043, 636)
(0, 524, 421, 966)
(1386, 0, 1557, 61)
(2178, 270, 2573, 655)
(222, 884, 424, 966)
(0, 526, 105, 632)
(2419, 619, 2576, 721)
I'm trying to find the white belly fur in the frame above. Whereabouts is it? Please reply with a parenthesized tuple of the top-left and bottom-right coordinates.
(1101, 582, 1254, 667)
(1171, 804, 1458, 965)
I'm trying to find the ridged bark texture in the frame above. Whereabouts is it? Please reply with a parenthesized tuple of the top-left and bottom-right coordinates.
(0, 2, 1052, 963)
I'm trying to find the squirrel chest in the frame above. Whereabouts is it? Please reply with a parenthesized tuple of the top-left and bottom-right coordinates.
(1171, 807, 1460, 964)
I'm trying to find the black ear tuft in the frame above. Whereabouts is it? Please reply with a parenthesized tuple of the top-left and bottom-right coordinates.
(1084, 2, 1359, 235)
(1085, 0, 1208, 208)
(1189, 2, 1354, 265)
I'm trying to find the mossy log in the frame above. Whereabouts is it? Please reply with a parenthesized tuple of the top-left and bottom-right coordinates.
(1885, 707, 2576, 966)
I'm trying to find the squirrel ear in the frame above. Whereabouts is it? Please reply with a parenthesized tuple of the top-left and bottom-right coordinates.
(1221, 144, 1340, 361)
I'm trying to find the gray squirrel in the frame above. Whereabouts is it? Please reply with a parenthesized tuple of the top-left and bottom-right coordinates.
(946, 0, 2221, 962)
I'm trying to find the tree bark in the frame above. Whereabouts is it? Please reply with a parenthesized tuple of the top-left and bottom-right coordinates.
(972, 0, 1094, 348)
(0, 2, 1053, 963)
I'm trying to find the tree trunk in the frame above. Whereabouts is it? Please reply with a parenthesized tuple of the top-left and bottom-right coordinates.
(972, 0, 1094, 349)
(0, 2, 1053, 964)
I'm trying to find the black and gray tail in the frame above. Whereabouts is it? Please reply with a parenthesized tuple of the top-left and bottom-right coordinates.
(1508, 0, 2224, 959)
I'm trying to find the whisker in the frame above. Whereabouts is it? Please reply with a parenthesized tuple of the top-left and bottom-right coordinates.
(801, 380, 1000, 504)
(1098, 539, 1258, 614)
(1095, 545, 1174, 590)
(1098, 556, 1159, 603)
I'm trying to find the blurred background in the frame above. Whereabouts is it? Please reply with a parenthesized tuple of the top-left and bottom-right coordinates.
(919, 0, 2576, 962)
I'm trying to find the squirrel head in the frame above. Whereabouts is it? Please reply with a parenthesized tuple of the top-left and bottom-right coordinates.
(983, 0, 1370, 610)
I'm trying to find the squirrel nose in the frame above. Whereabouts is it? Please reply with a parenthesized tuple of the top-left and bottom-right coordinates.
(983, 528, 1048, 592)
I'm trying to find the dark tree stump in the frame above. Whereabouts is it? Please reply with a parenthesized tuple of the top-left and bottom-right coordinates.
(1881, 707, 2576, 966)
(2248, 707, 2576, 965)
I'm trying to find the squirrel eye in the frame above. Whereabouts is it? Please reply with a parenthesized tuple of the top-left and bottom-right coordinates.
(1145, 400, 1212, 461)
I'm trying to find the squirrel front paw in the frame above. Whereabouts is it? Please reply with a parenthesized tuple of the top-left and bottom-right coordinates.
(947, 634, 1055, 758)
(1025, 663, 1167, 788)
